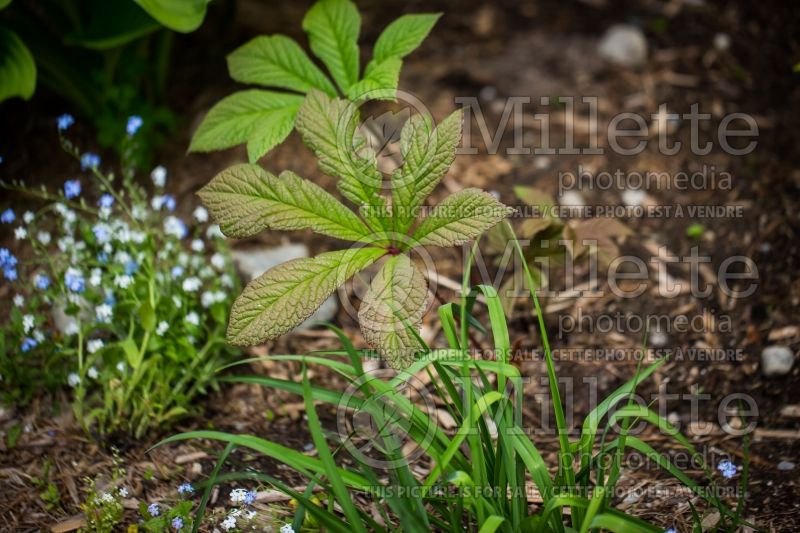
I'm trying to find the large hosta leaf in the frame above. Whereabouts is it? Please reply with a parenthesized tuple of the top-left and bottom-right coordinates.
(228, 247, 384, 345)
(295, 90, 386, 228)
(392, 110, 462, 232)
(198, 163, 372, 242)
(412, 188, 515, 247)
(358, 254, 430, 369)
(189, 90, 303, 162)
(302, 0, 360, 93)
(227, 35, 337, 96)
(0, 26, 35, 102)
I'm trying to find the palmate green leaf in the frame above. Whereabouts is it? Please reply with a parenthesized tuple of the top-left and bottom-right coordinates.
(227, 247, 384, 345)
(345, 56, 401, 102)
(372, 13, 441, 65)
(412, 188, 515, 247)
(295, 90, 386, 228)
(358, 254, 431, 370)
(227, 35, 337, 96)
(302, 0, 360, 93)
(134, 0, 208, 32)
(392, 110, 463, 233)
(0, 26, 35, 102)
(198, 163, 372, 242)
(189, 90, 303, 162)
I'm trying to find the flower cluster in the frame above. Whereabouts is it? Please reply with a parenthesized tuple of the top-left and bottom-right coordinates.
(220, 488, 259, 531)
(0, 115, 239, 437)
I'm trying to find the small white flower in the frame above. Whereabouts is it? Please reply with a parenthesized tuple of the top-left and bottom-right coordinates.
(87, 366, 99, 379)
(114, 251, 131, 265)
(100, 492, 114, 503)
(182, 277, 201, 292)
(87, 339, 104, 354)
(131, 231, 147, 244)
(132, 204, 147, 221)
(37, 231, 51, 245)
(164, 216, 187, 239)
(23, 211, 34, 224)
(221, 274, 234, 288)
(57, 236, 73, 252)
(210, 253, 226, 270)
(280, 524, 295, 533)
(206, 224, 224, 239)
(118, 487, 128, 497)
(172, 295, 182, 308)
(96, 304, 113, 322)
(220, 516, 236, 531)
(114, 274, 134, 289)
(193, 206, 209, 223)
(14, 227, 27, 240)
(33, 330, 45, 342)
(191, 239, 204, 252)
(90, 268, 102, 287)
(23, 314, 35, 334)
(65, 322, 80, 336)
(116, 361, 126, 373)
(199, 266, 214, 279)
(185, 311, 200, 326)
(151, 165, 167, 187)
(229, 488, 248, 503)
(156, 321, 169, 336)
(151, 195, 165, 210)
(98, 206, 112, 220)
(67, 373, 80, 387)
(246, 510, 257, 520)
(13, 294, 24, 307)
(201, 290, 226, 307)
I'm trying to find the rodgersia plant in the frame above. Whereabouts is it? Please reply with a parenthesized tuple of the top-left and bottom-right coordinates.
(0, 115, 238, 437)
(198, 88, 514, 368)
(189, 0, 441, 162)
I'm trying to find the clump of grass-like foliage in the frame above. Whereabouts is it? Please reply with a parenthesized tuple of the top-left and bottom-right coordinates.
(158, 225, 754, 532)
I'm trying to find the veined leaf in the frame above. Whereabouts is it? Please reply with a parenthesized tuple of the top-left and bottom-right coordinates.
(227, 35, 337, 96)
(358, 254, 430, 370)
(345, 56, 402, 102)
(412, 188, 514, 247)
(302, 0, 360, 93)
(0, 26, 35, 102)
(392, 110, 463, 233)
(295, 90, 386, 227)
(228, 247, 384, 345)
(134, 0, 208, 33)
(197, 163, 372, 242)
(189, 90, 302, 161)
(371, 13, 440, 65)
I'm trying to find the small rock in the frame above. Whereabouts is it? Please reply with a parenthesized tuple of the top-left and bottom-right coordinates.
(777, 460, 796, 471)
(621, 189, 647, 207)
(761, 345, 794, 377)
(599, 24, 648, 69)
(559, 190, 586, 208)
(713, 32, 731, 52)
(649, 330, 669, 348)
(231, 244, 338, 331)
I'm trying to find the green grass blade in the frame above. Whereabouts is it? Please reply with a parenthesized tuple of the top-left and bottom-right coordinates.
(302, 366, 366, 533)
(192, 442, 234, 533)
(479, 515, 507, 533)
